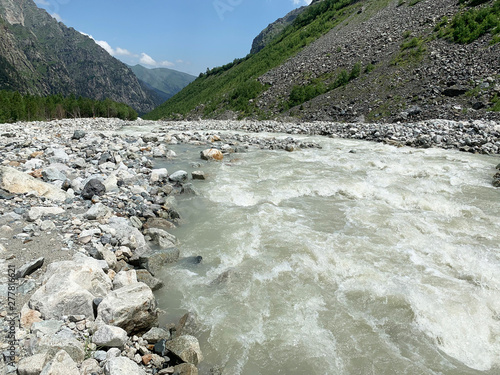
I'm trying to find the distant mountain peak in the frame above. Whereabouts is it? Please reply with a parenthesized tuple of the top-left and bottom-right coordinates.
(0, 0, 159, 113)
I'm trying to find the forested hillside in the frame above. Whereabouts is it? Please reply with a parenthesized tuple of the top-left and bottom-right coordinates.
(145, 0, 499, 122)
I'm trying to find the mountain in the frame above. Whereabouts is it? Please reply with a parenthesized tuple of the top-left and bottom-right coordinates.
(145, 0, 500, 122)
(250, 0, 323, 54)
(128, 64, 196, 102)
(0, 0, 158, 114)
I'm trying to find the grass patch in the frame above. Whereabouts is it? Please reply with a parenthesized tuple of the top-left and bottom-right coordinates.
(490, 94, 500, 111)
(286, 62, 365, 108)
(392, 37, 427, 65)
(439, 0, 500, 44)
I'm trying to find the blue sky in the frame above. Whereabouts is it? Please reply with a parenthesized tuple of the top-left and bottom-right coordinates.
(34, 0, 312, 76)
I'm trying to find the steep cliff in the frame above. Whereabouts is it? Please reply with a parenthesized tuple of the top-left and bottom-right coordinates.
(0, 0, 158, 113)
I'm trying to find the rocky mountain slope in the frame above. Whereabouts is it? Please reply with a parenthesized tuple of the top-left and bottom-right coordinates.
(147, 0, 500, 123)
(250, 0, 324, 54)
(0, 0, 158, 113)
(128, 64, 196, 102)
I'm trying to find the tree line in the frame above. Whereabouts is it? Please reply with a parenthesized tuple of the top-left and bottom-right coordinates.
(0, 90, 138, 123)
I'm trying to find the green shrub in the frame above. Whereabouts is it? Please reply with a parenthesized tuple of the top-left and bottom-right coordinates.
(445, 0, 500, 44)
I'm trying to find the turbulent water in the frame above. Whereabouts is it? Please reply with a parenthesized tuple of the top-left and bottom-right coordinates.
(154, 132, 500, 375)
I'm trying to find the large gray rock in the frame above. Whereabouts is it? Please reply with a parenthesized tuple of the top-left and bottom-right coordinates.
(29, 256, 112, 320)
(103, 356, 147, 375)
(164, 335, 203, 365)
(92, 325, 128, 348)
(144, 228, 177, 248)
(169, 170, 188, 182)
(113, 270, 137, 289)
(84, 203, 113, 220)
(79, 358, 101, 375)
(142, 327, 170, 344)
(39, 350, 79, 375)
(96, 282, 158, 334)
(173, 363, 198, 375)
(135, 269, 164, 291)
(0, 166, 68, 201)
(135, 248, 180, 276)
(33, 328, 85, 363)
(105, 217, 149, 251)
(150, 168, 168, 183)
(17, 352, 47, 375)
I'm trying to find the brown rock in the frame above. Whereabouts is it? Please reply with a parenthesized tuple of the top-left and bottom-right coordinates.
(20, 306, 42, 329)
(142, 353, 153, 365)
(200, 149, 223, 161)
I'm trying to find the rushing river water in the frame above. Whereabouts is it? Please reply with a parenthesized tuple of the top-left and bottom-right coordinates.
(151, 131, 500, 375)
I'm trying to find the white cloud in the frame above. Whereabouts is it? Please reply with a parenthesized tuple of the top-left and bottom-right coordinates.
(96, 40, 114, 55)
(115, 47, 133, 56)
(78, 31, 181, 69)
(292, 0, 312, 5)
(160, 60, 174, 67)
(34, 0, 51, 6)
(139, 53, 157, 66)
(51, 13, 63, 22)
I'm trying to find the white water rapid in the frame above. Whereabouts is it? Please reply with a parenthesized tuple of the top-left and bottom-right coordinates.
(154, 133, 500, 375)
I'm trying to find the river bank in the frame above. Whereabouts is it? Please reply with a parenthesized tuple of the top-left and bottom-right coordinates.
(0, 117, 499, 375)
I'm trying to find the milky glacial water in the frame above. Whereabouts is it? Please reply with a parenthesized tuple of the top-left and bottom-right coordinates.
(155, 134, 500, 375)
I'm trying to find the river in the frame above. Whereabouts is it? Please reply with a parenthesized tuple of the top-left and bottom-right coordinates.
(151, 131, 500, 375)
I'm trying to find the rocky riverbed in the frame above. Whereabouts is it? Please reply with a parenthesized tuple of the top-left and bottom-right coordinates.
(0, 117, 499, 375)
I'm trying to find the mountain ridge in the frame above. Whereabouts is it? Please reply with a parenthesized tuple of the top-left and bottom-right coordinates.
(128, 64, 196, 103)
(146, 0, 500, 123)
(0, 0, 158, 113)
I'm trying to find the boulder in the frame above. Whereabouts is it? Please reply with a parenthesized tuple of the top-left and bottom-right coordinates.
(135, 269, 164, 291)
(142, 327, 170, 344)
(17, 352, 47, 375)
(96, 282, 158, 334)
(113, 270, 137, 289)
(79, 358, 101, 375)
(81, 178, 106, 200)
(105, 217, 149, 251)
(29, 256, 112, 320)
(144, 228, 177, 248)
(33, 328, 85, 363)
(176, 312, 201, 338)
(165, 335, 203, 365)
(39, 350, 79, 375)
(103, 356, 147, 375)
(135, 247, 180, 276)
(173, 363, 198, 375)
(169, 170, 188, 182)
(92, 325, 128, 348)
(0, 166, 68, 201)
(200, 149, 223, 161)
(150, 168, 168, 183)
